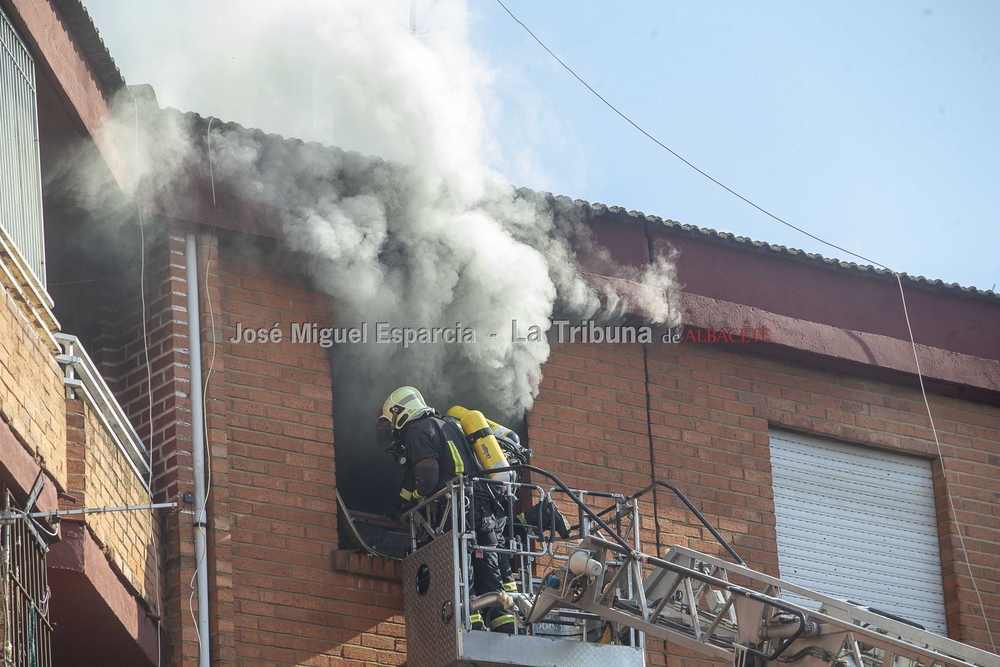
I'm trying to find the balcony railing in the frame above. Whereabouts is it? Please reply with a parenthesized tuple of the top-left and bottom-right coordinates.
(54, 334, 150, 487)
(1, 5, 46, 288)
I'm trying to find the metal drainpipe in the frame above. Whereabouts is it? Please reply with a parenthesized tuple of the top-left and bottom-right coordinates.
(185, 232, 211, 667)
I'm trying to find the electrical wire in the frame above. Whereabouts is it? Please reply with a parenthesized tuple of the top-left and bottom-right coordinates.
(189, 115, 221, 659)
(6, 507, 60, 539)
(496, 2, 997, 650)
(896, 278, 996, 652)
(129, 88, 163, 667)
(46, 278, 116, 286)
(203, 116, 219, 516)
(495, 0, 886, 271)
(30, 516, 59, 539)
(641, 344, 663, 557)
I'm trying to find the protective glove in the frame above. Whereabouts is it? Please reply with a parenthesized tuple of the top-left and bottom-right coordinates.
(517, 499, 570, 539)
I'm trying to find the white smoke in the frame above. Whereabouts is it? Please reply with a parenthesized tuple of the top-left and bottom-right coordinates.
(111, 0, 678, 415)
(75, 0, 681, 508)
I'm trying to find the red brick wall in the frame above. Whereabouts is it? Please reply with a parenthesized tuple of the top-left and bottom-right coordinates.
(529, 340, 1000, 663)
(220, 237, 406, 667)
(90, 227, 196, 665)
(64, 398, 164, 610)
(526, 342, 653, 495)
(93, 228, 245, 666)
(122, 226, 999, 665)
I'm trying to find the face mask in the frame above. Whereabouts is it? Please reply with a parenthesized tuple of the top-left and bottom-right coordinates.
(376, 417, 407, 465)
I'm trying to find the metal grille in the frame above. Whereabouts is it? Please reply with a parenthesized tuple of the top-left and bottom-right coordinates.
(0, 6, 46, 288)
(2, 490, 52, 667)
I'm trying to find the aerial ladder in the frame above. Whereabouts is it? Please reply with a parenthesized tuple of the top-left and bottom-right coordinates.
(394, 466, 1000, 667)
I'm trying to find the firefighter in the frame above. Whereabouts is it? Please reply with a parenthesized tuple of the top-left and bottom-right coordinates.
(377, 386, 517, 633)
(452, 414, 571, 592)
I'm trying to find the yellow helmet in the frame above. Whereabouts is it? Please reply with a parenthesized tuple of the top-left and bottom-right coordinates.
(382, 386, 432, 431)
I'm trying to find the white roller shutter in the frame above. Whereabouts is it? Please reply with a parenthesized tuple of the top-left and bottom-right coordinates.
(768, 430, 948, 634)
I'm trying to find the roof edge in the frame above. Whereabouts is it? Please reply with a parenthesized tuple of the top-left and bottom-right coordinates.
(52, 0, 126, 95)
(149, 103, 999, 306)
(523, 190, 999, 305)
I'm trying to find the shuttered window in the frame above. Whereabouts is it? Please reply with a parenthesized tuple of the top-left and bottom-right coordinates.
(768, 430, 948, 634)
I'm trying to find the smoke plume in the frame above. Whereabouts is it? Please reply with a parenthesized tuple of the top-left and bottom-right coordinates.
(74, 0, 682, 510)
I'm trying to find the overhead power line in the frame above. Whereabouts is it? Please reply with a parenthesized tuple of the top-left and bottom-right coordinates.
(494, 0, 887, 270)
(494, 0, 996, 651)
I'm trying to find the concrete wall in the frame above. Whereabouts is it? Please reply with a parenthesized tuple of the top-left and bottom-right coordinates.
(592, 214, 1000, 364)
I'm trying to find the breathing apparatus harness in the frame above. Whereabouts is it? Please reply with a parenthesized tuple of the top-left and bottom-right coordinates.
(383, 407, 529, 467)
(381, 408, 531, 506)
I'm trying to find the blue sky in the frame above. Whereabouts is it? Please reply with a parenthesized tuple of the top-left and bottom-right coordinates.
(86, 1, 1000, 291)
(471, 1, 999, 291)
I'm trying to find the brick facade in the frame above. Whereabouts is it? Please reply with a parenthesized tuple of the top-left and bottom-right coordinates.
(64, 398, 163, 609)
(86, 226, 409, 667)
(220, 237, 406, 666)
(529, 340, 1000, 663)
(0, 284, 67, 489)
(36, 212, 989, 667)
(72, 217, 994, 667)
(91, 227, 202, 665)
(187, 234, 998, 666)
(9, 1, 999, 662)
(55, 219, 996, 667)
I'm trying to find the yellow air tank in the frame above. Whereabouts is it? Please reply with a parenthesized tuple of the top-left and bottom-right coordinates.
(448, 406, 512, 481)
(446, 405, 517, 443)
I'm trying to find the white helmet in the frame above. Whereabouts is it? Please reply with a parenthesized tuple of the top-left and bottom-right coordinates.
(382, 386, 433, 431)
